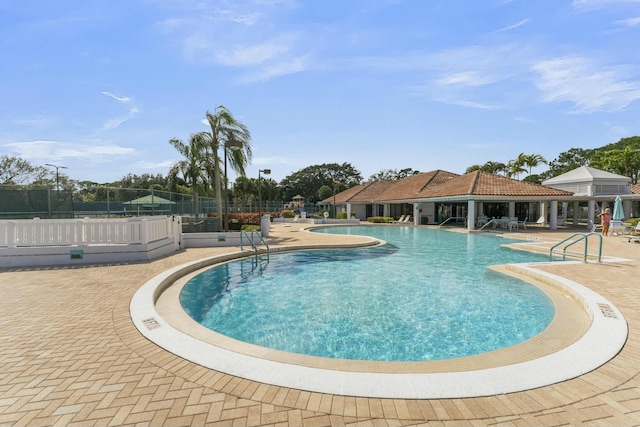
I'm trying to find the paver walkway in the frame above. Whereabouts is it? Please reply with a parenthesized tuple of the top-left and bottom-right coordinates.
(1, 224, 640, 426)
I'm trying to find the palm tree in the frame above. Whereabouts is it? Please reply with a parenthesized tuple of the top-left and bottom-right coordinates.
(506, 158, 527, 179)
(232, 176, 256, 212)
(168, 132, 210, 216)
(522, 153, 547, 182)
(205, 106, 252, 221)
(482, 161, 507, 175)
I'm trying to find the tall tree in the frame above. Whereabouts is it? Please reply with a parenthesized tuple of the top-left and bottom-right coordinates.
(542, 148, 594, 180)
(205, 106, 252, 220)
(280, 163, 362, 203)
(465, 161, 506, 175)
(232, 176, 256, 212)
(368, 168, 420, 181)
(506, 155, 527, 179)
(0, 155, 49, 185)
(169, 132, 209, 216)
(522, 153, 547, 181)
(593, 146, 640, 184)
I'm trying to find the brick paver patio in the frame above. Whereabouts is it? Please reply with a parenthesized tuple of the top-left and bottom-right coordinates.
(1, 225, 640, 426)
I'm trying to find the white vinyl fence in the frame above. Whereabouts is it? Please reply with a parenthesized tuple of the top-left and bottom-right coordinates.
(0, 217, 181, 267)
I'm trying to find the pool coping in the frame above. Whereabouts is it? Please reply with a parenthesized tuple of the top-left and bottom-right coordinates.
(130, 235, 628, 399)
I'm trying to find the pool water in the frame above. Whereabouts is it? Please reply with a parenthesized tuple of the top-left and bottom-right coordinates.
(180, 226, 555, 362)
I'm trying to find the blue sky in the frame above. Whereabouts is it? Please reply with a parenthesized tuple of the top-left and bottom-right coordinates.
(1, 0, 640, 184)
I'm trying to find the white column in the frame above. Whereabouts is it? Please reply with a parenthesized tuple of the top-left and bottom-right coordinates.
(467, 200, 476, 231)
(508, 202, 515, 218)
(549, 201, 558, 230)
(572, 201, 580, 225)
(413, 203, 420, 225)
(623, 200, 632, 220)
(539, 202, 547, 225)
(562, 202, 568, 223)
(346, 203, 352, 219)
(588, 200, 596, 227)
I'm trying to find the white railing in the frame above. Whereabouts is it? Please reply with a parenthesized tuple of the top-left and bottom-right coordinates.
(0, 217, 173, 248)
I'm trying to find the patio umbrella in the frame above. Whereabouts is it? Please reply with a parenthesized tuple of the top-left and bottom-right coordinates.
(612, 195, 625, 221)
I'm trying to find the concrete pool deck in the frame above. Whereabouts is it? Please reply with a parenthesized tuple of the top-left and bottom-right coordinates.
(1, 223, 640, 426)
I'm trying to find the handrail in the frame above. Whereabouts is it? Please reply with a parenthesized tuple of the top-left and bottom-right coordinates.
(549, 232, 602, 262)
(478, 219, 496, 231)
(239, 230, 270, 261)
(240, 230, 258, 258)
(251, 230, 270, 261)
(438, 216, 467, 227)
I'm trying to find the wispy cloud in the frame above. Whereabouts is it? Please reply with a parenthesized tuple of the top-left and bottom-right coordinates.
(615, 16, 640, 27)
(215, 37, 294, 67)
(531, 56, 640, 113)
(495, 18, 530, 32)
(100, 91, 140, 130)
(435, 71, 497, 87)
(101, 91, 133, 103)
(135, 159, 177, 170)
(573, 0, 640, 10)
(5, 140, 136, 161)
(101, 107, 141, 131)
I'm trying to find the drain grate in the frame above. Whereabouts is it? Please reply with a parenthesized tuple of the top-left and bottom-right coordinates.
(597, 303, 618, 319)
(142, 317, 161, 330)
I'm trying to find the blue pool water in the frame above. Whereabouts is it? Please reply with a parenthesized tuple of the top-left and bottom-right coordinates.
(180, 226, 555, 362)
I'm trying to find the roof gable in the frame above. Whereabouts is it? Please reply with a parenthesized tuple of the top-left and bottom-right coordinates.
(542, 166, 631, 185)
(376, 170, 460, 201)
(326, 180, 395, 203)
(428, 171, 573, 197)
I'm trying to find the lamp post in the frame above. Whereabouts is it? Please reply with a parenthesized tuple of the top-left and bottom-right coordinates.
(45, 163, 67, 192)
(223, 141, 243, 232)
(258, 169, 271, 218)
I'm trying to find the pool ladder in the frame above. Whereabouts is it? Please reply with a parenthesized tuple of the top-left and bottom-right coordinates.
(240, 230, 270, 263)
(549, 232, 602, 262)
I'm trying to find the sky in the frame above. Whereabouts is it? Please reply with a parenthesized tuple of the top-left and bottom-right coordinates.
(1, 0, 640, 185)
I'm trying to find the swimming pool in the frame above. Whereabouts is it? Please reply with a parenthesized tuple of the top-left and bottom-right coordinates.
(180, 226, 554, 361)
(132, 224, 627, 398)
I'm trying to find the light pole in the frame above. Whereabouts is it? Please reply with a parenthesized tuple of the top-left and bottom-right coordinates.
(45, 163, 67, 192)
(258, 169, 271, 218)
(223, 141, 243, 232)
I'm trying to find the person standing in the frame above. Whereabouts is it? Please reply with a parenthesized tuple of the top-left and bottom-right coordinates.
(597, 208, 612, 236)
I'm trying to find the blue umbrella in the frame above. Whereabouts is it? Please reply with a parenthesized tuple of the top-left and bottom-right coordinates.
(612, 195, 624, 221)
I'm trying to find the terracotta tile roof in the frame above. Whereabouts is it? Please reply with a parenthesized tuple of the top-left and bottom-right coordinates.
(376, 170, 460, 201)
(324, 180, 396, 203)
(632, 184, 640, 194)
(329, 170, 574, 204)
(426, 170, 574, 197)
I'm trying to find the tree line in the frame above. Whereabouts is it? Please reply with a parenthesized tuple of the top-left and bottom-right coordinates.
(2, 105, 639, 211)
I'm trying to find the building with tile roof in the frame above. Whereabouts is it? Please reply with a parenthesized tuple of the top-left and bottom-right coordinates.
(326, 167, 640, 230)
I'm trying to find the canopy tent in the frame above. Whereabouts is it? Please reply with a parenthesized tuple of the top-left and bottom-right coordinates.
(122, 195, 176, 208)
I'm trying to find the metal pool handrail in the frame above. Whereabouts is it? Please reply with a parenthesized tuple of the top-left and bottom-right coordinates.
(549, 232, 602, 262)
(239, 229, 270, 261)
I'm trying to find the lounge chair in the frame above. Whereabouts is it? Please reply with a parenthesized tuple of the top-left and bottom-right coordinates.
(282, 214, 299, 227)
(392, 215, 406, 224)
(517, 218, 527, 230)
(588, 220, 602, 233)
(535, 216, 546, 226)
(621, 223, 640, 242)
(402, 216, 412, 224)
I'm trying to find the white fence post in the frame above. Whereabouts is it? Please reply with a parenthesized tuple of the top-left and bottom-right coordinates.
(140, 218, 149, 245)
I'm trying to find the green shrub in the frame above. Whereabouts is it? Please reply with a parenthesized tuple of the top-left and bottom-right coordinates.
(367, 216, 394, 223)
(627, 217, 640, 226)
(241, 224, 260, 232)
(281, 209, 296, 218)
(337, 211, 348, 219)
